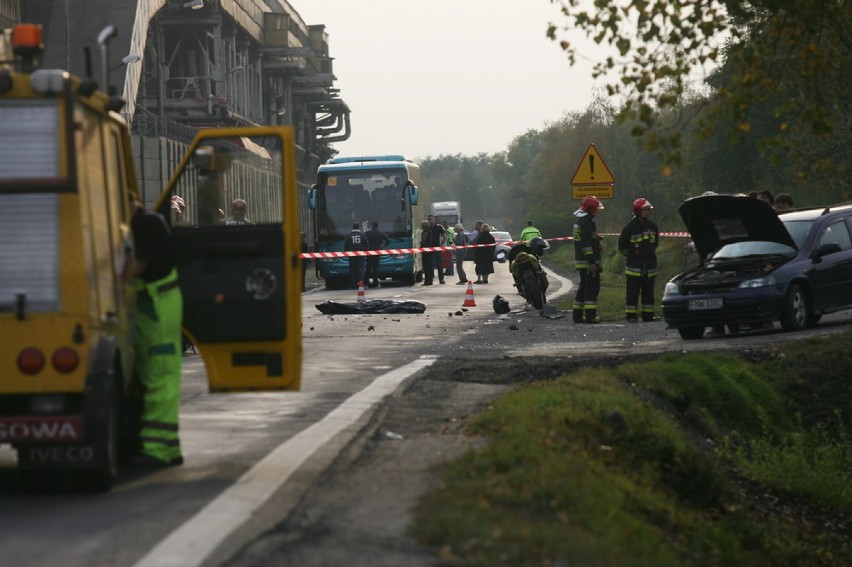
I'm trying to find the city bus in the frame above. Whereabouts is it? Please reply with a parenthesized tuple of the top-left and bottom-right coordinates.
(308, 155, 423, 289)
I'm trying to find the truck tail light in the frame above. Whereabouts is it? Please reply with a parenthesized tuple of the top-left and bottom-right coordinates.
(52, 347, 79, 373)
(17, 348, 45, 375)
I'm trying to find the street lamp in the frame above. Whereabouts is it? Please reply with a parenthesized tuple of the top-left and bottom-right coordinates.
(108, 53, 141, 72)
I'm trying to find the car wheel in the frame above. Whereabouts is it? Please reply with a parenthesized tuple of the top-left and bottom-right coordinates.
(678, 326, 705, 340)
(780, 284, 809, 331)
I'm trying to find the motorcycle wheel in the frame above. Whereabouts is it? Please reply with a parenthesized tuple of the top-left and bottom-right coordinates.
(522, 270, 544, 309)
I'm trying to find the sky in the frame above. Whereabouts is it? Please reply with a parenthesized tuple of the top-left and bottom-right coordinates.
(295, 1, 603, 161)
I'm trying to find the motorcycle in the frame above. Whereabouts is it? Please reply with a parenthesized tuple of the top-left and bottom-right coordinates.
(507, 238, 550, 309)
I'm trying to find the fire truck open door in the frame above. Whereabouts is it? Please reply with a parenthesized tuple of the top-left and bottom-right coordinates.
(155, 127, 301, 392)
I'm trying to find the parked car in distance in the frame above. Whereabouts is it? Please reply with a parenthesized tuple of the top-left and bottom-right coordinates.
(662, 194, 852, 339)
(463, 230, 513, 262)
(492, 230, 513, 263)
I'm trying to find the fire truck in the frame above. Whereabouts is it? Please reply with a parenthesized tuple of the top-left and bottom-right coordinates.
(0, 24, 302, 490)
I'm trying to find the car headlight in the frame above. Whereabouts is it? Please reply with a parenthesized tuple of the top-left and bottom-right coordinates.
(738, 275, 776, 289)
(664, 282, 681, 296)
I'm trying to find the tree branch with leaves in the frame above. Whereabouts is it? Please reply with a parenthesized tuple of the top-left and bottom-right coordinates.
(548, 0, 851, 182)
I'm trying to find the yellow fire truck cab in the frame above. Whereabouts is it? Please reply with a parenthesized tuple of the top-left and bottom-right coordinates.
(0, 24, 302, 490)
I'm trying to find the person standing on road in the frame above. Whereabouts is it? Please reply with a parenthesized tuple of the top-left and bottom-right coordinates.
(224, 198, 254, 226)
(776, 193, 794, 211)
(572, 196, 604, 324)
(300, 232, 311, 292)
(128, 192, 184, 468)
(619, 198, 659, 322)
(518, 220, 542, 243)
(474, 223, 496, 284)
(756, 190, 775, 208)
(441, 220, 455, 278)
(364, 221, 390, 288)
(344, 223, 367, 289)
(453, 223, 469, 284)
(421, 214, 445, 285)
(469, 220, 483, 244)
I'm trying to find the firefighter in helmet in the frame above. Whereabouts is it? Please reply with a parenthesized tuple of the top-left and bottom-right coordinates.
(572, 196, 604, 323)
(618, 198, 660, 322)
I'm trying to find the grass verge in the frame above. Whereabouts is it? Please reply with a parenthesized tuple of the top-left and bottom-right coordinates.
(411, 334, 852, 566)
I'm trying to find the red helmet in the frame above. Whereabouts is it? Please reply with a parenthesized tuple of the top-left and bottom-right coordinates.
(633, 198, 653, 216)
(581, 196, 604, 213)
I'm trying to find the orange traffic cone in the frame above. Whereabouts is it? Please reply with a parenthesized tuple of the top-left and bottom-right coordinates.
(462, 280, 477, 307)
(356, 281, 366, 302)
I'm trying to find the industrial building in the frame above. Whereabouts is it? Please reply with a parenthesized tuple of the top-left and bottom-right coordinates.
(6, 0, 349, 234)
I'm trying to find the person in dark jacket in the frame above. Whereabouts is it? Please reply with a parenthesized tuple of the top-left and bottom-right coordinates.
(344, 223, 367, 289)
(618, 198, 659, 322)
(453, 223, 469, 284)
(421, 214, 445, 285)
(573, 196, 604, 323)
(300, 232, 311, 292)
(474, 223, 496, 284)
(364, 221, 390, 288)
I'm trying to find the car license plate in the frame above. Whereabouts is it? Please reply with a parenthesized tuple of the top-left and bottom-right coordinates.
(688, 298, 723, 311)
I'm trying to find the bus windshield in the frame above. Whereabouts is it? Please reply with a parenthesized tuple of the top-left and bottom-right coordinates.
(317, 168, 410, 239)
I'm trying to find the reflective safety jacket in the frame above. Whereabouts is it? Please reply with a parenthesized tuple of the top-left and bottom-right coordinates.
(518, 226, 542, 242)
(573, 213, 601, 269)
(618, 216, 659, 277)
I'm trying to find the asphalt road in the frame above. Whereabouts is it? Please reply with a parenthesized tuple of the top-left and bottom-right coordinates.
(1, 262, 851, 567)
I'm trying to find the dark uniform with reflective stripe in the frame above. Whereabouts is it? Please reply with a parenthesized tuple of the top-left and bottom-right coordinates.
(618, 216, 659, 321)
(573, 213, 602, 322)
(132, 207, 184, 465)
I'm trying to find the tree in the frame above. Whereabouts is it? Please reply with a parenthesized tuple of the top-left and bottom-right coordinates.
(548, 0, 851, 184)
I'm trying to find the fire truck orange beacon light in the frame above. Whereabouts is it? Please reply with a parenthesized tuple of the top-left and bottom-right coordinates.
(11, 24, 44, 55)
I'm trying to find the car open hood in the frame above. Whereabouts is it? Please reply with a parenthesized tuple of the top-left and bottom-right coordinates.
(679, 194, 797, 259)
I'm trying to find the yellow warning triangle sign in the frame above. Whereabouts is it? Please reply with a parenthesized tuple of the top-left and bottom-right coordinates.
(571, 144, 615, 185)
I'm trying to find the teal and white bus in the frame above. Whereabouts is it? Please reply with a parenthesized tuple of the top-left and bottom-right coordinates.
(308, 155, 423, 289)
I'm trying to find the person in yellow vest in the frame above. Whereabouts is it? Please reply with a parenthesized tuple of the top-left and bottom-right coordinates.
(518, 220, 542, 242)
(442, 220, 455, 277)
(128, 193, 185, 467)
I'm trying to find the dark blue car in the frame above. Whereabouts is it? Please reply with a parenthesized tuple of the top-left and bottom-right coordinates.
(662, 195, 852, 339)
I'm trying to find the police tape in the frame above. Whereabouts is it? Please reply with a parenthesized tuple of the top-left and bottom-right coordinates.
(300, 243, 495, 259)
(299, 232, 691, 259)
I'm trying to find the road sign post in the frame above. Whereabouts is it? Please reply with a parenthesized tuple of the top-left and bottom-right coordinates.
(571, 144, 614, 200)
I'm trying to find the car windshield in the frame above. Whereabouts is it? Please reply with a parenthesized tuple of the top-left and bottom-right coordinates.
(492, 231, 511, 242)
(709, 240, 796, 260)
(782, 219, 814, 249)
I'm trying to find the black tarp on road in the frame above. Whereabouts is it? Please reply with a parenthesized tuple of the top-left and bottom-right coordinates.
(315, 300, 427, 314)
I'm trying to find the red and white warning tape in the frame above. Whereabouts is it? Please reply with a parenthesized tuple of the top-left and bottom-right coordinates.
(299, 231, 691, 259)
